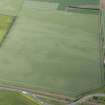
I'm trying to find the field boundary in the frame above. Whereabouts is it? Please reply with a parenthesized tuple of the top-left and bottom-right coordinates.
(0, 15, 17, 47)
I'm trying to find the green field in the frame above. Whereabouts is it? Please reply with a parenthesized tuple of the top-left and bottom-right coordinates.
(36, 0, 99, 5)
(0, 90, 40, 105)
(35, 0, 99, 11)
(0, 16, 13, 44)
(0, 0, 101, 97)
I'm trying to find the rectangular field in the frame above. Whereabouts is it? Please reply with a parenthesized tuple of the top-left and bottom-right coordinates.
(37, 0, 99, 4)
(0, 0, 101, 97)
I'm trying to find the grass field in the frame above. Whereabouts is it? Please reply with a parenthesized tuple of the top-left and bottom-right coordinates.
(0, 0, 101, 97)
(0, 90, 40, 105)
(0, 15, 13, 44)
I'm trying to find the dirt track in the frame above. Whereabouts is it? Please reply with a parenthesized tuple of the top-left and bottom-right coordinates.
(77, 4, 99, 9)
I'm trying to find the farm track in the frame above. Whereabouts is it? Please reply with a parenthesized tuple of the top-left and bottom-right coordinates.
(0, 84, 71, 104)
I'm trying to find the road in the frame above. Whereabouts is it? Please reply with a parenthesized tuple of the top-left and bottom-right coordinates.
(69, 93, 105, 105)
(0, 84, 105, 105)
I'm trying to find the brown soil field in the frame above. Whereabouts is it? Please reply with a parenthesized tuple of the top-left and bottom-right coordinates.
(101, 0, 105, 9)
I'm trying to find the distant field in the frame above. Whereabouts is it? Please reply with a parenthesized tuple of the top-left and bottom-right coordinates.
(36, 0, 99, 10)
(0, 90, 40, 105)
(0, 16, 14, 44)
(36, 0, 99, 4)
